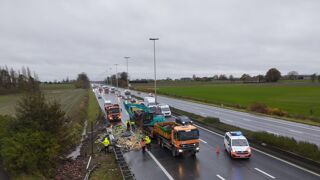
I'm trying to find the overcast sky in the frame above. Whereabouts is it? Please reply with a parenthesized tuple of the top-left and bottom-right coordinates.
(1, 0, 320, 81)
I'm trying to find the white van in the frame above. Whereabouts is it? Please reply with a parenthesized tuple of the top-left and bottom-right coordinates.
(144, 97, 156, 108)
(158, 104, 171, 117)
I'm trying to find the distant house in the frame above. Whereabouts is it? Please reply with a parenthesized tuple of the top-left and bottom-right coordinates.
(297, 75, 312, 80)
(180, 77, 192, 81)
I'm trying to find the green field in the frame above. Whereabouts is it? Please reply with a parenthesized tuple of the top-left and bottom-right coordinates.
(133, 82, 320, 119)
(0, 84, 86, 116)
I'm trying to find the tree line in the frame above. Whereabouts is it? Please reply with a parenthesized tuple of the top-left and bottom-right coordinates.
(105, 72, 128, 87)
(0, 66, 40, 94)
(164, 68, 320, 83)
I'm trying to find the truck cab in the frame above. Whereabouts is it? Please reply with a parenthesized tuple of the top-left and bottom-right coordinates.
(154, 122, 200, 157)
(171, 125, 199, 156)
(106, 104, 121, 122)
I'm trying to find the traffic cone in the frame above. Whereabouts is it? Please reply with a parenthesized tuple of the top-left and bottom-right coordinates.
(215, 145, 220, 155)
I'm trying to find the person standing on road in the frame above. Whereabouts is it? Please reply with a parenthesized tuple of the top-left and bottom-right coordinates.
(102, 136, 110, 154)
(144, 135, 151, 151)
(140, 139, 146, 153)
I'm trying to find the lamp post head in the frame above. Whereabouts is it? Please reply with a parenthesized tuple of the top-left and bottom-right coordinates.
(149, 38, 159, 41)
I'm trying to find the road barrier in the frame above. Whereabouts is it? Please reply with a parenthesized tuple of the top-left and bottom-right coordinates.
(113, 145, 136, 180)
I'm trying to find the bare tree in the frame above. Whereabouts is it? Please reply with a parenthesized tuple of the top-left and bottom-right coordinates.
(287, 71, 299, 80)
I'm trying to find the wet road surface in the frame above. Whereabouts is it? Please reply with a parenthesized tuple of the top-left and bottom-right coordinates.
(130, 90, 320, 146)
(94, 89, 320, 180)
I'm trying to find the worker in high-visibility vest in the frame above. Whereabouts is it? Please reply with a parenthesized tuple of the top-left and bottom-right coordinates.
(102, 136, 110, 154)
(144, 135, 151, 151)
(140, 139, 146, 153)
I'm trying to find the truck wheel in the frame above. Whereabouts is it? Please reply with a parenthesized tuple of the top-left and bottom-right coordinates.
(172, 148, 176, 157)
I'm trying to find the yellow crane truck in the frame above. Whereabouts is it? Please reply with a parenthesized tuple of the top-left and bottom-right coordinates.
(153, 122, 200, 157)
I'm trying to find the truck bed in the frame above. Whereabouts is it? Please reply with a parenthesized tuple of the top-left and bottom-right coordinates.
(153, 122, 178, 140)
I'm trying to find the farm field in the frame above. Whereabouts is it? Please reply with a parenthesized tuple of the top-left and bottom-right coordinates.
(0, 84, 86, 116)
(134, 82, 320, 118)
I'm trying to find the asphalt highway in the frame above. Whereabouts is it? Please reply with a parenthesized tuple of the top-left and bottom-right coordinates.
(95, 89, 320, 180)
(130, 91, 320, 146)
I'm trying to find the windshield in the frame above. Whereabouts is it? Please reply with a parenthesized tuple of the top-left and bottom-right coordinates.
(161, 107, 170, 111)
(108, 108, 120, 114)
(125, 92, 131, 95)
(177, 129, 199, 141)
(232, 139, 248, 146)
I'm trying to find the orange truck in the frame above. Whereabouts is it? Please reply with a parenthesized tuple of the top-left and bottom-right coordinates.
(105, 104, 121, 122)
(153, 122, 200, 157)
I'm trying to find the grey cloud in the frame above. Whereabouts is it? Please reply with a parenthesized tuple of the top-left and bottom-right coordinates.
(0, 0, 320, 81)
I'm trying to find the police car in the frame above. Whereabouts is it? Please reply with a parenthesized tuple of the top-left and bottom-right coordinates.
(224, 131, 251, 158)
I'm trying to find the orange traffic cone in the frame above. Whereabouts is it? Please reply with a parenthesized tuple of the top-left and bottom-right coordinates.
(215, 145, 220, 155)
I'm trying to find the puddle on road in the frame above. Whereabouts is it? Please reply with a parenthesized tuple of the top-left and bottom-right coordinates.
(66, 120, 88, 160)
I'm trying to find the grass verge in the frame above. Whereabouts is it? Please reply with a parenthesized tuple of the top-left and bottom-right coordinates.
(134, 87, 320, 126)
(86, 91, 121, 180)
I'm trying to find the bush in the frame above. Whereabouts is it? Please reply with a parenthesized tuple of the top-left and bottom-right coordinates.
(0, 92, 69, 177)
(267, 108, 288, 116)
(249, 103, 269, 114)
(0, 131, 59, 175)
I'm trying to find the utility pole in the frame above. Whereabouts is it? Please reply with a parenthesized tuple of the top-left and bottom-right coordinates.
(114, 64, 118, 89)
(149, 38, 159, 104)
(124, 57, 130, 89)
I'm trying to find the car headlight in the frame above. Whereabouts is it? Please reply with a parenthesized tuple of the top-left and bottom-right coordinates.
(178, 149, 183, 153)
(196, 147, 200, 150)
(231, 148, 236, 153)
(247, 147, 251, 153)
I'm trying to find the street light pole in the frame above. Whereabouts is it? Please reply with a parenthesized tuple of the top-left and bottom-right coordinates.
(114, 64, 118, 89)
(149, 38, 159, 104)
(124, 57, 130, 89)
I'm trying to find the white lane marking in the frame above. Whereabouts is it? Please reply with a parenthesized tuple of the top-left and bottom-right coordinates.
(266, 131, 279, 136)
(195, 124, 320, 178)
(216, 174, 225, 180)
(86, 156, 92, 170)
(254, 168, 275, 179)
(289, 129, 302, 134)
(242, 118, 252, 121)
(147, 151, 174, 180)
(199, 139, 208, 144)
(225, 119, 233, 122)
(200, 113, 207, 117)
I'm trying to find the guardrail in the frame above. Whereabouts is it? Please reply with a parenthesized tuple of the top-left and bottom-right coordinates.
(113, 145, 136, 180)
